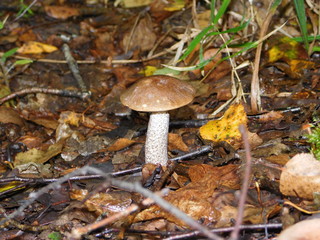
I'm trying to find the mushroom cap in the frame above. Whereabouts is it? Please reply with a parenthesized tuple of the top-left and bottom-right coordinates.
(120, 75, 195, 112)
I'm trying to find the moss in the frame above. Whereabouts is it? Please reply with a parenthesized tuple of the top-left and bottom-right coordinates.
(307, 125, 320, 160)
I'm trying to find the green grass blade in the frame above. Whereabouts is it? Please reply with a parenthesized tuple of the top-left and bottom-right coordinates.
(293, 0, 309, 51)
(1, 48, 18, 63)
(210, 0, 216, 23)
(212, 0, 231, 25)
(292, 34, 320, 42)
(180, 25, 214, 61)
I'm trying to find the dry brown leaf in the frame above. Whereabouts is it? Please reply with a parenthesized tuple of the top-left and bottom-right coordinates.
(257, 110, 284, 122)
(0, 107, 25, 126)
(134, 164, 240, 227)
(168, 133, 189, 152)
(280, 153, 320, 199)
(44, 5, 80, 19)
(122, 17, 157, 52)
(107, 138, 136, 152)
(70, 189, 133, 216)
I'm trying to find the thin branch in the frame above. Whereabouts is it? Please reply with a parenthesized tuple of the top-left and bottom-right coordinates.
(162, 223, 282, 240)
(62, 44, 89, 94)
(0, 87, 90, 105)
(229, 125, 253, 240)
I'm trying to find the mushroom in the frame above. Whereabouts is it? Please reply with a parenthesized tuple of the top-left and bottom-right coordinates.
(120, 75, 195, 166)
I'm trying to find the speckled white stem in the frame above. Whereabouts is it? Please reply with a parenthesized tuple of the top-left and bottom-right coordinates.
(145, 112, 169, 166)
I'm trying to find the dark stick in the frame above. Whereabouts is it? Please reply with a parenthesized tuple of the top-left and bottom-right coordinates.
(0, 87, 89, 105)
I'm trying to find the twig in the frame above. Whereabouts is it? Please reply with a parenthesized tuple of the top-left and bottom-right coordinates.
(14, 0, 38, 21)
(171, 145, 212, 161)
(250, 2, 280, 113)
(0, 87, 89, 105)
(229, 125, 253, 240)
(62, 44, 89, 94)
(162, 223, 282, 240)
(0, 166, 142, 184)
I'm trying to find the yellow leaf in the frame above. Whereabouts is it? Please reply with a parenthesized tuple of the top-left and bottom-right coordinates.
(163, 0, 186, 11)
(138, 65, 157, 76)
(18, 41, 58, 54)
(0, 181, 24, 193)
(59, 111, 81, 127)
(199, 103, 247, 144)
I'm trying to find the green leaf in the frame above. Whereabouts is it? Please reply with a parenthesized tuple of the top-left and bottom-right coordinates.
(48, 232, 62, 240)
(1, 48, 18, 63)
(153, 67, 181, 75)
(14, 59, 33, 65)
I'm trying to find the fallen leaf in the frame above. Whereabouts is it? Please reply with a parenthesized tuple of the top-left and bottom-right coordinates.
(44, 5, 80, 19)
(122, 17, 157, 52)
(14, 142, 63, 166)
(199, 103, 248, 146)
(280, 153, 320, 199)
(134, 164, 240, 227)
(168, 133, 189, 152)
(17, 41, 58, 54)
(0, 106, 25, 126)
(70, 189, 133, 215)
(257, 110, 284, 122)
(118, 0, 152, 8)
(107, 138, 136, 152)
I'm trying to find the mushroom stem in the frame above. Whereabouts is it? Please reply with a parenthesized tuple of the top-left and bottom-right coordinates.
(145, 112, 169, 166)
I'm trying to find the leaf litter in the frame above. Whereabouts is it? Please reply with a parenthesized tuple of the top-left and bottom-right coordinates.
(0, 0, 319, 239)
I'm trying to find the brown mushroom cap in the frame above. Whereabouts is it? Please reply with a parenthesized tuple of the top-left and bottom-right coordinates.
(120, 75, 195, 112)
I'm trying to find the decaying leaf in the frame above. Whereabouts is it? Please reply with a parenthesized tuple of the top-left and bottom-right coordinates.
(267, 36, 315, 78)
(199, 103, 247, 146)
(134, 164, 240, 227)
(17, 41, 58, 54)
(280, 153, 320, 199)
(70, 189, 133, 216)
(14, 142, 63, 166)
(59, 111, 116, 131)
